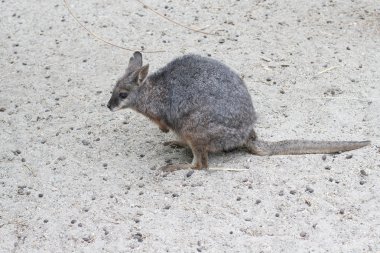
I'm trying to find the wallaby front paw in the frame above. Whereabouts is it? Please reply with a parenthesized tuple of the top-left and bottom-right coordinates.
(160, 127, 169, 133)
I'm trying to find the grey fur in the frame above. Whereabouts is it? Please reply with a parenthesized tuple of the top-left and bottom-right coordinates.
(246, 140, 371, 156)
(107, 52, 370, 171)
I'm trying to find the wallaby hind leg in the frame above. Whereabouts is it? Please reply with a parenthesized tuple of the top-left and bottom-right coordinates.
(160, 144, 208, 172)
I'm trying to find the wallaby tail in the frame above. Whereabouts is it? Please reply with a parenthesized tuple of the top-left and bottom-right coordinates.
(246, 140, 370, 156)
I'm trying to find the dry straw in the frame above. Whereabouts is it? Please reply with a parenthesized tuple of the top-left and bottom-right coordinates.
(63, 0, 217, 53)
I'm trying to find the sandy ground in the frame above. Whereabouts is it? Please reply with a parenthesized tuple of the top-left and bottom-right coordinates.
(1, 0, 380, 252)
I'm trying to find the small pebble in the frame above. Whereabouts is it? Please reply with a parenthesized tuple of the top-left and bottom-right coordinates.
(172, 193, 179, 197)
(322, 155, 327, 161)
(186, 170, 194, 178)
(339, 209, 345, 215)
(38, 193, 43, 198)
(71, 219, 76, 224)
(82, 140, 90, 146)
(236, 197, 242, 201)
(305, 186, 314, 193)
(275, 213, 280, 217)
(360, 169, 368, 176)
(324, 166, 331, 170)
(164, 205, 171, 210)
(359, 180, 366, 185)
(300, 231, 307, 237)
(0, 107, 6, 112)
(43, 219, 48, 223)
(345, 154, 353, 159)
(278, 190, 284, 196)
(133, 232, 143, 242)
(289, 190, 296, 195)
(21, 158, 26, 162)
(255, 199, 261, 204)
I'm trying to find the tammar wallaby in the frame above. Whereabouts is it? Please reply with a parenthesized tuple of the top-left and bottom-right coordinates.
(107, 52, 370, 172)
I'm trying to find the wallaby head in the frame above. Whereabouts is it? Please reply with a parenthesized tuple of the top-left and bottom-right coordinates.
(107, 52, 149, 111)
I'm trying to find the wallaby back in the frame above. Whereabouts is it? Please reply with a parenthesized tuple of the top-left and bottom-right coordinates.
(246, 140, 371, 156)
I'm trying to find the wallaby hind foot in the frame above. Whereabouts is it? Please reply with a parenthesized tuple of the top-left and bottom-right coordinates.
(160, 142, 208, 172)
(163, 140, 188, 149)
(160, 164, 192, 172)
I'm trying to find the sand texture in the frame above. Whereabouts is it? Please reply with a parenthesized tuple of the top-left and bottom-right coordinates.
(1, 0, 379, 252)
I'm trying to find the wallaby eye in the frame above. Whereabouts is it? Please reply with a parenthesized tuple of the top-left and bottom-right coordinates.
(119, 92, 128, 99)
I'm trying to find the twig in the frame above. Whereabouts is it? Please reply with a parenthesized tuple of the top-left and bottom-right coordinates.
(260, 56, 271, 62)
(23, 164, 36, 177)
(315, 66, 339, 76)
(63, 0, 164, 53)
(208, 167, 249, 172)
(135, 0, 218, 36)
(98, 218, 120, 224)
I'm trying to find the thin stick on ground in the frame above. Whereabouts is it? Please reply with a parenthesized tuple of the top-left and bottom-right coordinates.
(63, 0, 164, 53)
(208, 167, 249, 172)
(315, 66, 340, 76)
(23, 164, 36, 177)
(135, 0, 218, 36)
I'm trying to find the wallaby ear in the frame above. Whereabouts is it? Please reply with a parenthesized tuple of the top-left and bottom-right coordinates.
(126, 51, 143, 74)
(138, 64, 149, 85)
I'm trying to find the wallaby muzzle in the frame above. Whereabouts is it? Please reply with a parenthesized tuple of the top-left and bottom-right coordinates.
(107, 97, 119, 111)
